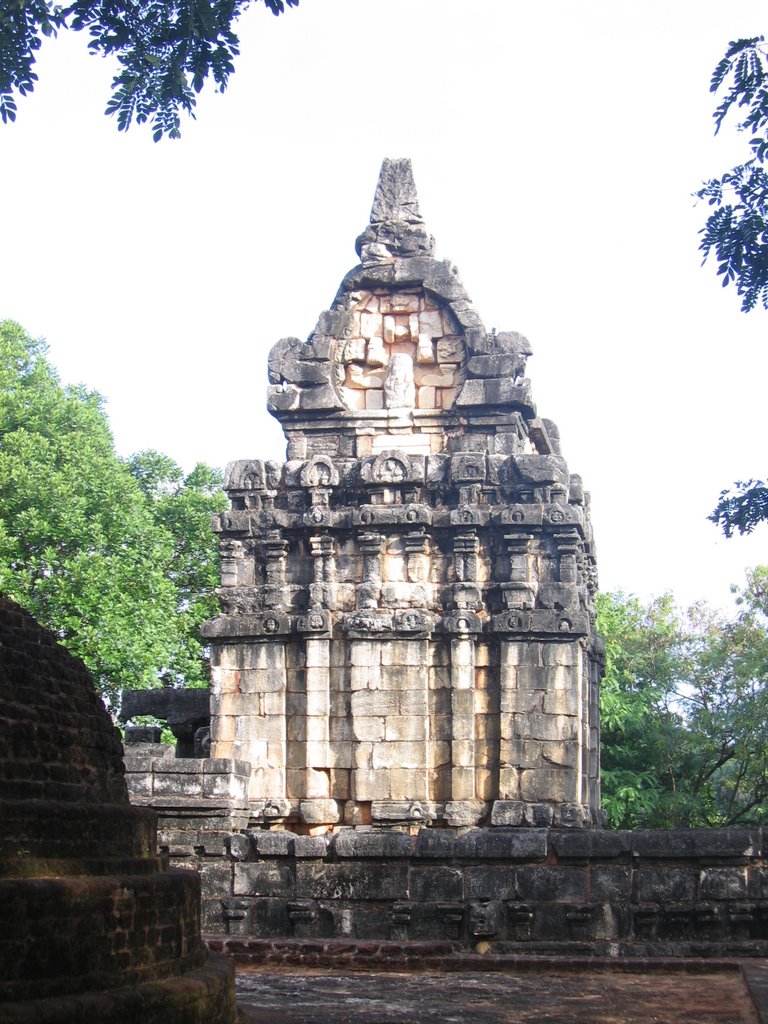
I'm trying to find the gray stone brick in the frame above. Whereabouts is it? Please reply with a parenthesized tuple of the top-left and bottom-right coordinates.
(295, 862, 409, 900)
(456, 828, 548, 861)
(333, 830, 413, 859)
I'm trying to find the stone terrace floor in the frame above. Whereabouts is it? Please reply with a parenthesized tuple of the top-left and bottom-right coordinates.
(235, 961, 768, 1024)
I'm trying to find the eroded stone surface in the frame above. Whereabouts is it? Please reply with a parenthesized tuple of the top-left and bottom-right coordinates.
(235, 966, 761, 1024)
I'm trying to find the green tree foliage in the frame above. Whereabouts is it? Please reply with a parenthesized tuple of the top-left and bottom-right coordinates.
(0, 0, 298, 139)
(696, 42, 768, 530)
(598, 575, 768, 829)
(127, 450, 227, 686)
(597, 592, 685, 828)
(0, 319, 226, 699)
(698, 37, 768, 312)
(710, 477, 768, 537)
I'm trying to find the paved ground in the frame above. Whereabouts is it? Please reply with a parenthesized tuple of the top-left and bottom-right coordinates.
(235, 964, 768, 1024)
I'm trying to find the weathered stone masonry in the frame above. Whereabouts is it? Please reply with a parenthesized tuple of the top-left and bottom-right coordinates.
(0, 597, 237, 1024)
(123, 161, 768, 956)
(202, 158, 603, 832)
(159, 823, 768, 954)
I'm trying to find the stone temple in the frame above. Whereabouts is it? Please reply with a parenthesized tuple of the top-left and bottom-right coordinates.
(122, 162, 768, 956)
(203, 158, 603, 833)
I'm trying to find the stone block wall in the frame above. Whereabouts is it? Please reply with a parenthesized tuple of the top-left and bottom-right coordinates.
(155, 824, 768, 956)
(207, 635, 597, 829)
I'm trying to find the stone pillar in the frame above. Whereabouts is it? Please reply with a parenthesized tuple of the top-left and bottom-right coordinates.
(358, 532, 384, 609)
(219, 539, 244, 587)
(381, 640, 430, 809)
(495, 638, 585, 826)
(350, 640, 387, 803)
(404, 530, 429, 583)
(587, 643, 602, 809)
(453, 531, 478, 584)
(555, 529, 581, 585)
(502, 532, 535, 609)
(444, 635, 485, 826)
(300, 638, 338, 826)
(309, 534, 335, 611)
(264, 534, 288, 608)
(238, 641, 287, 803)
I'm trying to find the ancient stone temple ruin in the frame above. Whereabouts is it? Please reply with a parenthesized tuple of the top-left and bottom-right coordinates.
(203, 158, 602, 832)
(123, 161, 768, 955)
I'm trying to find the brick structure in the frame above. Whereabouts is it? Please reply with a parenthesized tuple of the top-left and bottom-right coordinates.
(0, 597, 237, 1023)
(203, 158, 603, 832)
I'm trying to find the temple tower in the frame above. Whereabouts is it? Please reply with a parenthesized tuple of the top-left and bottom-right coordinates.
(204, 159, 603, 831)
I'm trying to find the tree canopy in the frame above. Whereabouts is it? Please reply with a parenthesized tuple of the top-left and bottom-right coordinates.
(0, 0, 298, 139)
(698, 36, 768, 312)
(698, 40, 768, 531)
(710, 477, 768, 537)
(0, 319, 226, 700)
(598, 574, 768, 828)
(127, 449, 227, 687)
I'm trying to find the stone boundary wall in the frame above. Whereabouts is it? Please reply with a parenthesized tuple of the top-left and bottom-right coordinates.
(158, 825, 768, 956)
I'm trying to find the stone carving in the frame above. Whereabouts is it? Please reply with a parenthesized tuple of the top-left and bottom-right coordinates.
(384, 352, 416, 409)
(371, 450, 411, 483)
(204, 158, 603, 831)
(300, 454, 339, 488)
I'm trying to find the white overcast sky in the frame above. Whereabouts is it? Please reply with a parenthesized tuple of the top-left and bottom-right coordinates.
(2, 0, 768, 611)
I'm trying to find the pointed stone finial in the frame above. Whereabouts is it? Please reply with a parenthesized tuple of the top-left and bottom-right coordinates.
(356, 158, 436, 264)
(370, 157, 423, 224)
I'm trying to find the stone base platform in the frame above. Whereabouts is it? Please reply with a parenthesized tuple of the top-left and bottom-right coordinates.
(163, 826, 768, 950)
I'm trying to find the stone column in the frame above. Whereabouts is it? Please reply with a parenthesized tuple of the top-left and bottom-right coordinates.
(219, 540, 244, 588)
(495, 638, 584, 826)
(235, 641, 288, 804)
(453, 531, 478, 584)
(380, 639, 430, 809)
(300, 638, 338, 826)
(445, 635, 482, 826)
(502, 532, 535, 609)
(587, 645, 602, 812)
(350, 640, 388, 803)
(403, 530, 429, 584)
(555, 529, 580, 585)
(357, 532, 383, 609)
(264, 534, 289, 609)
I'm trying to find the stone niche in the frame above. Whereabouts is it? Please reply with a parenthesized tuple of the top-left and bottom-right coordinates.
(0, 597, 237, 1024)
(204, 158, 603, 832)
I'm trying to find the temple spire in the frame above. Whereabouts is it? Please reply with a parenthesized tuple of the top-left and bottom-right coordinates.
(355, 158, 436, 263)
